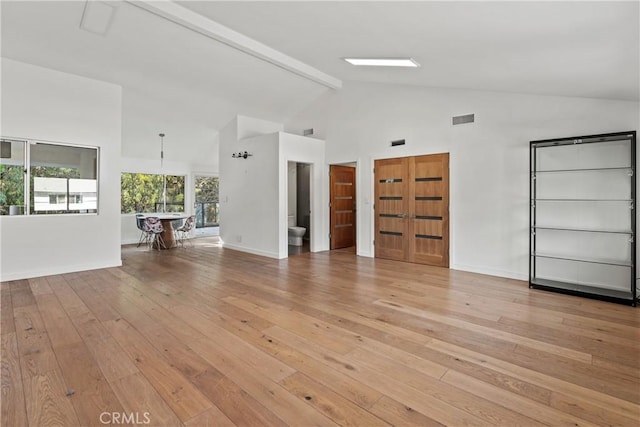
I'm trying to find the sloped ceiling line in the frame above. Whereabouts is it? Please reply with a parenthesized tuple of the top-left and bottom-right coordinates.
(126, 0, 342, 90)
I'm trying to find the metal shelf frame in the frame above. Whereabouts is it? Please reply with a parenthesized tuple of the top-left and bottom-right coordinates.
(530, 131, 637, 306)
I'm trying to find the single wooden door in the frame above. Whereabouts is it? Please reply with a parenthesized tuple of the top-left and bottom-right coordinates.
(409, 153, 449, 267)
(330, 165, 356, 249)
(374, 153, 449, 267)
(374, 157, 409, 261)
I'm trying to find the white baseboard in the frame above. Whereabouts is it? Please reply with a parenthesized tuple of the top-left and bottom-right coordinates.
(1, 259, 123, 282)
(222, 243, 281, 259)
(450, 263, 527, 281)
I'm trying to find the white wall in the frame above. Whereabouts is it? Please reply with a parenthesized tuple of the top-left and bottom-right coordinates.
(219, 116, 326, 259)
(219, 116, 282, 257)
(0, 59, 122, 281)
(285, 81, 640, 280)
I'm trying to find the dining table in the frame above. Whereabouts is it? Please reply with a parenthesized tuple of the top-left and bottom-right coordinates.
(140, 213, 188, 249)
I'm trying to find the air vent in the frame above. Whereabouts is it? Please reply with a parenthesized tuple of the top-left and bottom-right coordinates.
(391, 139, 406, 147)
(303, 128, 314, 136)
(452, 113, 475, 125)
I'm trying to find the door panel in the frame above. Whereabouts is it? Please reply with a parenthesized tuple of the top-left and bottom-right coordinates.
(374, 154, 449, 267)
(410, 154, 449, 267)
(374, 157, 409, 261)
(330, 165, 356, 249)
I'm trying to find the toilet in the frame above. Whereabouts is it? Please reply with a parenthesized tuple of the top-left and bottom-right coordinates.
(288, 215, 306, 246)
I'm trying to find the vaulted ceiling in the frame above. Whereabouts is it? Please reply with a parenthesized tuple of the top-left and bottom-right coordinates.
(2, 1, 638, 166)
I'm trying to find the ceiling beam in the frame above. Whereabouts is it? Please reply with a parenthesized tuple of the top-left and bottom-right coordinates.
(126, 0, 342, 90)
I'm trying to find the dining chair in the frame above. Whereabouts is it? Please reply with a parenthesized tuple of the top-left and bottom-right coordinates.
(174, 215, 195, 247)
(143, 216, 165, 250)
(135, 214, 151, 247)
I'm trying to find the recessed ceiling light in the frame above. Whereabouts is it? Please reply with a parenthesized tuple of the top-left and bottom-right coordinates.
(79, 1, 117, 35)
(343, 58, 420, 67)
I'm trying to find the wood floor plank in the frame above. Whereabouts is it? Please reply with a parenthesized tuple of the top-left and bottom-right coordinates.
(9, 280, 36, 308)
(426, 338, 640, 420)
(1, 333, 28, 427)
(343, 346, 546, 427)
(103, 318, 213, 422)
(189, 337, 338, 427)
(374, 298, 594, 363)
(109, 372, 182, 427)
(3, 239, 639, 426)
(183, 405, 236, 427)
(1, 286, 16, 335)
(369, 395, 445, 427)
(441, 370, 600, 427)
(27, 277, 53, 297)
(24, 369, 80, 426)
(170, 304, 296, 382)
(202, 301, 385, 410)
(279, 371, 390, 427)
(13, 304, 59, 379)
(191, 375, 287, 427)
(33, 293, 83, 350)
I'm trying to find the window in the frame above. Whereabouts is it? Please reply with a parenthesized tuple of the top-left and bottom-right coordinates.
(30, 143, 98, 214)
(194, 175, 219, 227)
(0, 138, 98, 215)
(121, 173, 185, 213)
(0, 139, 25, 215)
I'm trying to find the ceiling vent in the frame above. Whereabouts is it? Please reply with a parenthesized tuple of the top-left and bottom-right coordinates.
(452, 113, 475, 125)
(303, 128, 314, 136)
(80, 1, 117, 36)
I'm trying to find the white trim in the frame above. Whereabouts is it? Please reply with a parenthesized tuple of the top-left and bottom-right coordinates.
(222, 243, 282, 259)
(127, 0, 342, 90)
(0, 259, 123, 282)
(451, 263, 528, 282)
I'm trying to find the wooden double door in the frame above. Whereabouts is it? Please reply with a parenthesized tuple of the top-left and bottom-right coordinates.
(374, 153, 449, 267)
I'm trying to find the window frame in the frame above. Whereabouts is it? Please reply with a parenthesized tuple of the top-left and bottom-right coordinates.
(120, 172, 186, 214)
(0, 136, 100, 216)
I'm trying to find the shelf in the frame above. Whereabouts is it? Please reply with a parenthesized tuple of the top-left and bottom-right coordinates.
(530, 278, 635, 302)
(530, 131, 636, 306)
(532, 226, 633, 235)
(533, 166, 632, 174)
(532, 252, 632, 267)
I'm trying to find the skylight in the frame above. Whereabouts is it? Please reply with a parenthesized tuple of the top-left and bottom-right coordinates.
(343, 58, 420, 67)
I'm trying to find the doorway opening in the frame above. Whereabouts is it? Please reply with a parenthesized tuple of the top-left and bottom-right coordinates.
(330, 163, 357, 252)
(288, 162, 311, 256)
(193, 175, 220, 238)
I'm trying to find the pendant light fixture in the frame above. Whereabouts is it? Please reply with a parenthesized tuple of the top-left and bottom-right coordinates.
(159, 132, 167, 213)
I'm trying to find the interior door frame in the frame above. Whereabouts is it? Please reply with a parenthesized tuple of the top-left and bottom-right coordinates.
(370, 152, 451, 266)
(284, 160, 314, 258)
(329, 160, 358, 252)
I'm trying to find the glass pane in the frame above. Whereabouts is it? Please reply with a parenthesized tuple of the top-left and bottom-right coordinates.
(121, 173, 184, 213)
(0, 139, 25, 215)
(30, 143, 98, 214)
(194, 176, 219, 227)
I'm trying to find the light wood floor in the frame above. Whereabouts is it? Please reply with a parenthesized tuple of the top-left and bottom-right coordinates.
(2, 237, 639, 426)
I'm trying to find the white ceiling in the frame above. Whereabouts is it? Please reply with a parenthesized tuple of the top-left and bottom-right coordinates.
(2, 1, 638, 166)
(180, 1, 639, 101)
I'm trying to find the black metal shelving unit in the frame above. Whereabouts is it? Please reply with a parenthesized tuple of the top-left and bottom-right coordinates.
(530, 131, 637, 306)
